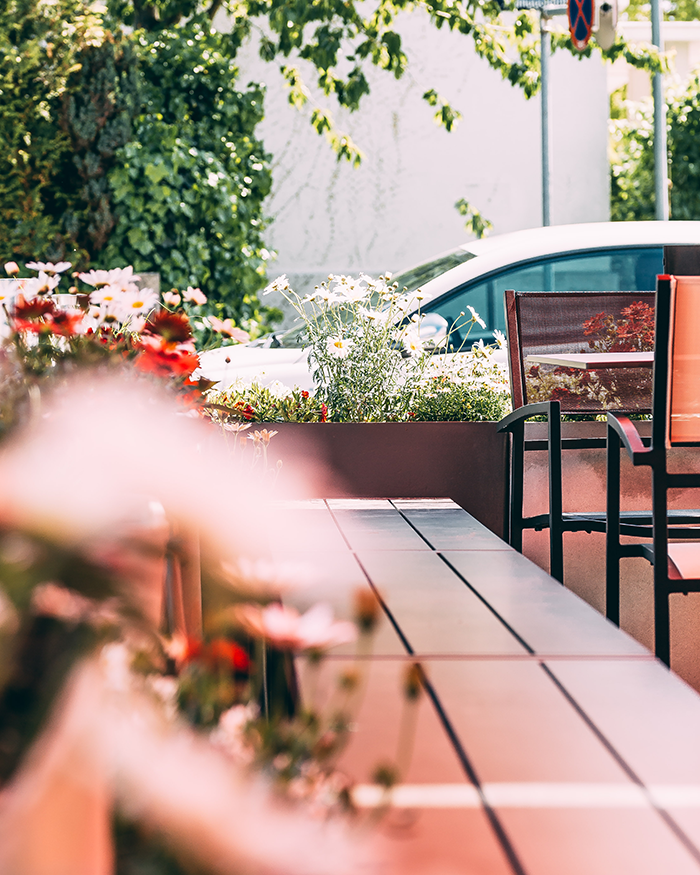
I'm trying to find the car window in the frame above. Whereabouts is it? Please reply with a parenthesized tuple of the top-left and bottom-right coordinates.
(426, 246, 663, 347)
(392, 249, 476, 292)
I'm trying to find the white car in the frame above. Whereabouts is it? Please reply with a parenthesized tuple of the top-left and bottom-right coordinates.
(197, 221, 700, 391)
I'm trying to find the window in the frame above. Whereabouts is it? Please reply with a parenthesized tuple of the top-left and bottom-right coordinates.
(426, 247, 663, 345)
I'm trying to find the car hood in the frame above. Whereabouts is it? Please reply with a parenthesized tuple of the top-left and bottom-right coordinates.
(196, 343, 313, 391)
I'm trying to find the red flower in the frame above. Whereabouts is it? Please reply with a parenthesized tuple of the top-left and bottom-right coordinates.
(205, 639, 250, 673)
(144, 310, 193, 345)
(135, 335, 199, 378)
(320, 403, 328, 423)
(47, 309, 84, 337)
(12, 295, 56, 320)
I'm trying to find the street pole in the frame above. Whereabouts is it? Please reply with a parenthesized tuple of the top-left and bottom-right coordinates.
(541, 13, 553, 226)
(651, 0, 669, 220)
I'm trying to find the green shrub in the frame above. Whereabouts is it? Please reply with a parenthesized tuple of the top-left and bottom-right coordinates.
(103, 21, 274, 322)
(407, 377, 510, 422)
(611, 77, 700, 221)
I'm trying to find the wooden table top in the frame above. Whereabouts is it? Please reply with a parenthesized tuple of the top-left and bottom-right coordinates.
(526, 352, 654, 369)
(272, 498, 700, 875)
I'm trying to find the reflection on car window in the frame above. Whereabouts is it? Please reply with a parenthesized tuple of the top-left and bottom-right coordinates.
(393, 249, 476, 292)
(274, 324, 308, 349)
(425, 247, 663, 346)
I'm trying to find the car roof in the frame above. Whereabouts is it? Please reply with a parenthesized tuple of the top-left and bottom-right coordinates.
(413, 221, 700, 304)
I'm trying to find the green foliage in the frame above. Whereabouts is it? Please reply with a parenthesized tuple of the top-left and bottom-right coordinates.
(101, 21, 273, 321)
(54, 35, 142, 261)
(610, 89, 655, 221)
(207, 383, 328, 422)
(455, 197, 493, 239)
(408, 377, 510, 422)
(0, 0, 108, 261)
(610, 78, 700, 222)
(624, 0, 700, 19)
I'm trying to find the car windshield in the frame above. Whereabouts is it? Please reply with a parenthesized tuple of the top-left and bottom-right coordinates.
(392, 249, 476, 292)
(270, 323, 308, 349)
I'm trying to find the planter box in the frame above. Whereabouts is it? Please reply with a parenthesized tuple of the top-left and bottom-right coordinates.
(265, 421, 510, 539)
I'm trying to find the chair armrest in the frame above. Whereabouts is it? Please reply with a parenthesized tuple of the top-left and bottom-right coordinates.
(497, 401, 558, 433)
(606, 413, 653, 465)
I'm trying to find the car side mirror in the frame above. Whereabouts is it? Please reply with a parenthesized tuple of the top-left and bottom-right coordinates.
(419, 312, 449, 345)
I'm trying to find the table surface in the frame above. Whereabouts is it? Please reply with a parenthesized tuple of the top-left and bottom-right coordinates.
(527, 351, 654, 369)
(271, 498, 700, 875)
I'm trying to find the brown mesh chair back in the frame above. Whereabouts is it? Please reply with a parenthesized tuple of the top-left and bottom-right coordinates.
(663, 245, 700, 276)
(668, 276, 700, 446)
(506, 290, 656, 414)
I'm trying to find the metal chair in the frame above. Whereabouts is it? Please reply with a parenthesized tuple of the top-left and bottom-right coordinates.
(498, 289, 656, 582)
(606, 275, 700, 666)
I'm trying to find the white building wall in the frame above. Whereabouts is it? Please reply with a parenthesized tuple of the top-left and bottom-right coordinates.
(231, 11, 610, 306)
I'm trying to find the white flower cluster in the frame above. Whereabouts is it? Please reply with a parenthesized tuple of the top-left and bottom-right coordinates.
(260, 272, 506, 421)
(1, 261, 163, 335)
(79, 266, 158, 331)
(424, 328, 510, 396)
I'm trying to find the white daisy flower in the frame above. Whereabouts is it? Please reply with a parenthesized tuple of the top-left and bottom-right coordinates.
(331, 275, 370, 303)
(25, 260, 72, 275)
(89, 283, 122, 306)
(326, 336, 353, 358)
(467, 305, 487, 329)
(79, 269, 113, 288)
(263, 274, 291, 296)
(16, 273, 60, 296)
(107, 266, 141, 289)
(359, 306, 388, 324)
(403, 330, 424, 356)
(118, 286, 159, 318)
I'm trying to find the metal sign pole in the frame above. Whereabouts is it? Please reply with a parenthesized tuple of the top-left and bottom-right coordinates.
(651, 0, 669, 220)
(540, 12, 553, 226)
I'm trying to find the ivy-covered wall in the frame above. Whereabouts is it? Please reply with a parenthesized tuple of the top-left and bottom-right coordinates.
(0, 2, 272, 323)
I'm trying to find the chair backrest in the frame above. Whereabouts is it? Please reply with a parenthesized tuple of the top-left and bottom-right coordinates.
(663, 245, 700, 277)
(655, 275, 700, 447)
(505, 289, 656, 413)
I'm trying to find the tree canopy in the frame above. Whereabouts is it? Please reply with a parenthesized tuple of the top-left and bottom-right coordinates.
(0, 0, 661, 321)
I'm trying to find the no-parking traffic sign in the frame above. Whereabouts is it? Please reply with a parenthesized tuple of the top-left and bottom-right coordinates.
(568, 0, 595, 49)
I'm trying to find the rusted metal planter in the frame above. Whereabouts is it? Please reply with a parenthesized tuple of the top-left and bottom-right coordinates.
(265, 421, 510, 539)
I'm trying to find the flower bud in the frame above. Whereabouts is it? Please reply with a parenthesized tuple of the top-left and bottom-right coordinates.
(403, 662, 425, 701)
(354, 587, 381, 633)
(338, 667, 361, 692)
(4, 262, 19, 276)
(372, 762, 398, 789)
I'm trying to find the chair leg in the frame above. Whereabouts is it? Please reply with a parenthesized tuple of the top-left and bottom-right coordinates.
(548, 405, 564, 583)
(653, 563, 671, 667)
(605, 427, 621, 626)
(652, 467, 671, 667)
(509, 420, 525, 553)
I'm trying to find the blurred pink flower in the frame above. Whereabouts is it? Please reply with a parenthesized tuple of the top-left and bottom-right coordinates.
(0, 656, 382, 875)
(235, 602, 357, 652)
(208, 315, 249, 342)
(162, 291, 181, 307)
(183, 286, 207, 306)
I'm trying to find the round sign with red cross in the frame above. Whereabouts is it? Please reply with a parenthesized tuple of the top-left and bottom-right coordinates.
(568, 0, 595, 50)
